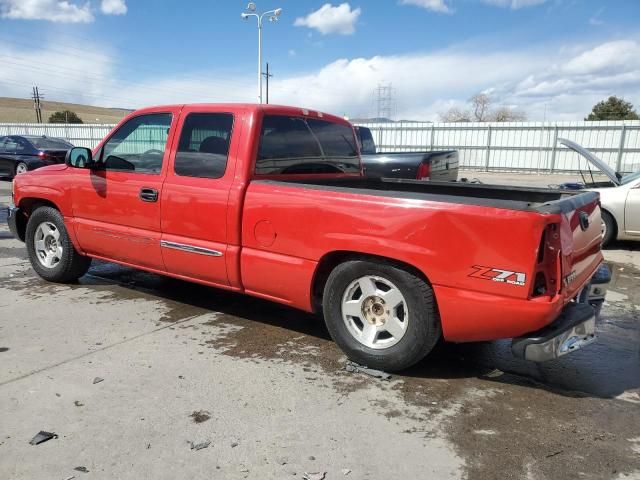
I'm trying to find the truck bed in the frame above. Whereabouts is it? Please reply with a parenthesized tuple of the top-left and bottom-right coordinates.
(259, 177, 598, 214)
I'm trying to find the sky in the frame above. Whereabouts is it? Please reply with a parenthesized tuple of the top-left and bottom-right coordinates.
(0, 0, 639, 121)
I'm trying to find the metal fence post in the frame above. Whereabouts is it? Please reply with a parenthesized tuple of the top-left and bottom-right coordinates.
(430, 124, 435, 151)
(616, 124, 627, 173)
(549, 125, 558, 172)
(484, 125, 492, 171)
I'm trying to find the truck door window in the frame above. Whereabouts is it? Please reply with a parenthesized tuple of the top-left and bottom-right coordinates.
(174, 113, 233, 179)
(256, 115, 360, 175)
(100, 113, 172, 174)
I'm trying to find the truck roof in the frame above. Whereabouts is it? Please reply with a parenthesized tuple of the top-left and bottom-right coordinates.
(131, 103, 350, 126)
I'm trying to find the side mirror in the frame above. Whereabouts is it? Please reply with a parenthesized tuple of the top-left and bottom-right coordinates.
(66, 147, 93, 168)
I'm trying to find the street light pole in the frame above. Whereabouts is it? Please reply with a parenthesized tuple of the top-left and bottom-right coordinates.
(241, 2, 282, 104)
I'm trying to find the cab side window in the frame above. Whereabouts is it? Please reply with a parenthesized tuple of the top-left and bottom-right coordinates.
(100, 113, 172, 174)
(174, 113, 234, 179)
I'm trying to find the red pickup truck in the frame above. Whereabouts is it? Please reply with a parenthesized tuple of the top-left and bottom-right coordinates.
(7, 104, 609, 370)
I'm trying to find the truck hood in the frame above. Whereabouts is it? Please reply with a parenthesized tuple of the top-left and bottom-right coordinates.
(558, 138, 622, 186)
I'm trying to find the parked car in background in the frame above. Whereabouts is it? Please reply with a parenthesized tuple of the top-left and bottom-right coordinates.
(0, 135, 73, 179)
(8, 104, 608, 371)
(557, 138, 640, 246)
(355, 126, 458, 181)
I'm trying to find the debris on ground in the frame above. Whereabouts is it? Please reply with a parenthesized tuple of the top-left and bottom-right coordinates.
(74, 466, 89, 473)
(482, 368, 504, 378)
(64, 476, 75, 480)
(276, 457, 288, 465)
(29, 431, 58, 445)
(189, 440, 211, 451)
(190, 410, 211, 423)
(92, 377, 104, 384)
(308, 455, 315, 461)
(546, 450, 564, 458)
(341, 468, 352, 475)
(74, 401, 84, 407)
(302, 472, 326, 480)
(345, 360, 391, 380)
(231, 441, 239, 448)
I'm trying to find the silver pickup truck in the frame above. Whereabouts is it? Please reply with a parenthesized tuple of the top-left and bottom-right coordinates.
(355, 126, 459, 181)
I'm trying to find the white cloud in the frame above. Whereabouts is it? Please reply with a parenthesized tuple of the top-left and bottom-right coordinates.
(482, 0, 547, 9)
(100, 0, 126, 15)
(562, 41, 639, 76)
(1, 37, 639, 123)
(399, 0, 452, 14)
(294, 3, 361, 35)
(0, 0, 94, 23)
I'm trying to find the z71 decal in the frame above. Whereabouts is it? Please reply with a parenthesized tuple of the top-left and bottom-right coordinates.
(469, 265, 527, 287)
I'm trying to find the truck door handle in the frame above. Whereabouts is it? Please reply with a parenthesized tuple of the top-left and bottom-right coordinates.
(139, 188, 158, 202)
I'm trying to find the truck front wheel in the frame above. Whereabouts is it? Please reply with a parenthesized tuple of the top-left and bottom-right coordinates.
(322, 260, 441, 372)
(25, 206, 92, 283)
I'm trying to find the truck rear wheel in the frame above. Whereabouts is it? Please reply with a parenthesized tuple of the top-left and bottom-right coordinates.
(322, 260, 441, 372)
(26, 206, 91, 283)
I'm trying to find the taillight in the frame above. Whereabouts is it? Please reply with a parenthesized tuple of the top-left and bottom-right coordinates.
(531, 223, 560, 298)
(416, 162, 430, 180)
(38, 151, 55, 163)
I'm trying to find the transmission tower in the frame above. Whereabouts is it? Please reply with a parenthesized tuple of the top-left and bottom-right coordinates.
(375, 83, 395, 121)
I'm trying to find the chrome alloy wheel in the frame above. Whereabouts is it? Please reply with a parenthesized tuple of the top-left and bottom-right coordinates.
(15, 162, 28, 175)
(341, 275, 409, 349)
(34, 222, 63, 269)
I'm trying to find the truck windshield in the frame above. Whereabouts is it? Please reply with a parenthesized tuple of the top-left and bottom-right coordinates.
(256, 115, 360, 175)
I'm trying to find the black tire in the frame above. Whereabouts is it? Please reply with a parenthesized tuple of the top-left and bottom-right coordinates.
(601, 210, 616, 247)
(322, 260, 441, 372)
(25, 206, 91, 283)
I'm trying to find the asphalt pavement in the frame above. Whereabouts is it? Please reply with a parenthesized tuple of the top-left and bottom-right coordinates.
(0, 175, 639, 480)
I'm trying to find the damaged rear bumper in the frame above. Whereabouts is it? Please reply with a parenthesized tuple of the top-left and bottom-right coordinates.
(511, 263, 611, 362)
(511, 303, 596, 362)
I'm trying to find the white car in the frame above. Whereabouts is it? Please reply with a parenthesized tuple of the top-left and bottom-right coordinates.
(560, 138, 640, 246)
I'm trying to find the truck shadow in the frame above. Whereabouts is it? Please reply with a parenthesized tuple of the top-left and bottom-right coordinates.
(83, 261, 639, 401)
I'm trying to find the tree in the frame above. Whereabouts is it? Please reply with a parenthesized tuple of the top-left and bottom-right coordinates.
(48, 110, 83, 124)
(489, 106, 527, 122)
(585, 96, 638, 121)
(439, 107, 471, 122)
(470, 93, 491, 122)
(439, 93, 527, 122)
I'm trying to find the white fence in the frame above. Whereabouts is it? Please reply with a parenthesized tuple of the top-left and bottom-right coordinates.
(356, 120, 640, 174)
(2, 120, 640, 173)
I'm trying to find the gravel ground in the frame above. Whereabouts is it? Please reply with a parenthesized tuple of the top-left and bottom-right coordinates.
(0, 176, 638, 480)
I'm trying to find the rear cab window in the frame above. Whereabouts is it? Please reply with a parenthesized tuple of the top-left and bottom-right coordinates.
(255, 115, 359, 175)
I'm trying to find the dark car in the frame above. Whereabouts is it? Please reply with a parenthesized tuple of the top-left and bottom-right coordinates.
(355, 126, 459, 182)
(0, 135, 73, 179)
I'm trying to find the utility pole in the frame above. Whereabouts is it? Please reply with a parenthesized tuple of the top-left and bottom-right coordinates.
(31, 86, 44, 123)
(262, 62, 273, 104)
(241, 3, 283, 104)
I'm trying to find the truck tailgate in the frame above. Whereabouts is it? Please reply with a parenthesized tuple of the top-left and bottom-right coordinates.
(556, 195, 603, 301)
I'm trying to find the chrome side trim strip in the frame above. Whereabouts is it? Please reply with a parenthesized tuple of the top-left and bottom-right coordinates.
(160, 240, 223, 257)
